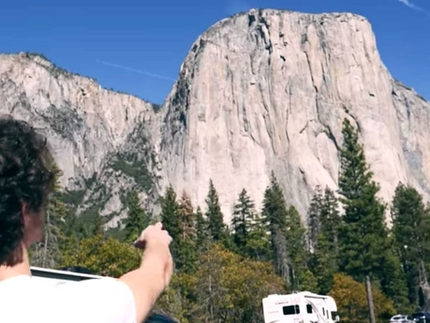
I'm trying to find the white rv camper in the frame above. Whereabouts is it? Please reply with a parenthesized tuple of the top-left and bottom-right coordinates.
(262, 291, 340, 323)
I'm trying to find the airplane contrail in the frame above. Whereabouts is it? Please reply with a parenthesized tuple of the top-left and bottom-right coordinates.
(96, 59, 176, 82)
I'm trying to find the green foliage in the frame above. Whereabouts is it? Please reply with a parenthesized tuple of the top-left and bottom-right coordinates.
(337, 118, 408, 308)
(176, 192, 198, 273)
(245, 213, 271, 262)
(391, 183, 430, 308)
(307, 186, 341, 294)
(160, 185, 181, 259)
(59, 234, 141, 277)
(205, 180, 227, 243)
(192, 243, 286, 323)
(338, 119, 391, 278)
(262, 172, 290, 283)
(329, 273, 395, 323)
(123, 191, 149, 243)
(30, 163, 68, 268)
(36, 133, 430, 321)
(111, 152, 154, 191)
(285, 205, 309, 290)
(231, 188, 256, 256)
(195, 206, 209, 251)
(307, 185, 323, 252)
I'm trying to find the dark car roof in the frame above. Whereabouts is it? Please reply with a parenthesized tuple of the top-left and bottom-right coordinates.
(413, 312, 430, 318)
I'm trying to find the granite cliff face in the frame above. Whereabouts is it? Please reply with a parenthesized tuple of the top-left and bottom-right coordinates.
(1, 9, 430, 226)
(158, 9, 430, 221)
(0, 53, 161, 228)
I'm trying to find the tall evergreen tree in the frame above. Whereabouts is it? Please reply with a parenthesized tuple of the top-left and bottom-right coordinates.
(391, 183, 430, 308)
(160, 185, 181, 258)
(91, 213, 104, 236)
(245, 213, 271, 261)
(262, 172, 290, 285)
(31, 163, 67, 268)
(205, 180, 226, 242)
(195, 206, 209, 250)
(307, 186, 323, 252)
(320, 187, 341, 256)
(286, 205, 311, 290)
(231, 188, 255, 255)
(123, 191, 149, 243)
(337, 119, 388, 277)
(177, 191, 197, 273)
(309, 187, 341, 293)
(337, 118, 408, 308)
(178, 191, 196, 239)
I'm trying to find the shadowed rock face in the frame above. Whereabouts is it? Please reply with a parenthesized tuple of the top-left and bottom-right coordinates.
(1, 9, 430, 225)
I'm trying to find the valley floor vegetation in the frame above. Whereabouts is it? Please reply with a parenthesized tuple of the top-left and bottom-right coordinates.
(30, 118, 430, 323)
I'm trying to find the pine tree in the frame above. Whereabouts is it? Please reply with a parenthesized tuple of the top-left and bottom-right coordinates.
(245, 213, 271, 261)
(320, 187, 341, 256)
(195, 206, 209, 250)
(262, 172, 291, 285)
(307, 186, 323, 252)
(338, 119, 388, 277)
(391, 183, 430, 308)
(313, 232, 337, 294)
(231, 188, 255, 255)
(309, 187, 341, 293)
(177, 191, 197, 273)
(285, 205, 310, 290)
(337, 118, 407, 308)
(160, 185, 180, 258)
(123, 191, 149, 243)
(178, 191, 196, 240)
(205, 180, 226, 242)
(31, 163, 67, 268)
(91, 213, 104, 236)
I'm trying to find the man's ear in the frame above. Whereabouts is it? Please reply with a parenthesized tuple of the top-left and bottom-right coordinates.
(21, 202, 31, 227)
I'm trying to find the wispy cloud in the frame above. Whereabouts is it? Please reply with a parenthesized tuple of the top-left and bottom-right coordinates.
(96, 59, 175, 82)
(396, 0, 424, 12)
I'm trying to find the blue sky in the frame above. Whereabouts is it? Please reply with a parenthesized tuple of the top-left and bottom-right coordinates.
(1, 0, 429, 104)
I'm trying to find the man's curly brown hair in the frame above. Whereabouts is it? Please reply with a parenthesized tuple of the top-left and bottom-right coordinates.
(0, 115, 58, 266)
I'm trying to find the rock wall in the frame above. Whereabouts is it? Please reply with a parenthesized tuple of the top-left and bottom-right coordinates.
(158, 9, 430, 221)
(2, 9, 430, 225)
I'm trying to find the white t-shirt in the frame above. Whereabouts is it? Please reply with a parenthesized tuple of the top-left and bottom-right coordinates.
(0, 275, 136, 323)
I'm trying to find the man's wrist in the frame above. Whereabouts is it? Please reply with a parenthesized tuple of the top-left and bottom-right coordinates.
(140, 249, 169, 292)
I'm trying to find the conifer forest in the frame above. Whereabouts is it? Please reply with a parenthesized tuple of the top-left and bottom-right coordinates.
(30, 119, 430, 323)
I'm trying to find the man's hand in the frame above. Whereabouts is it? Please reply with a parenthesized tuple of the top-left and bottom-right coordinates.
(135, 222, 174, 288)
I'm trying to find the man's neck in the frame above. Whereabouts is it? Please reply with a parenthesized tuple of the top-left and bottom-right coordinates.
(0, 244, 31, 282)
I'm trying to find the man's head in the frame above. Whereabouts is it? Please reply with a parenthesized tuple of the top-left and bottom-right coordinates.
(0, 115, 58, 266)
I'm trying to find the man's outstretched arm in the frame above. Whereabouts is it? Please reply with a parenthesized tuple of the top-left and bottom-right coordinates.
(119, 223, 173, 323)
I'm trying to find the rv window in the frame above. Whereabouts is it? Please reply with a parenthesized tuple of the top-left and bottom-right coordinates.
(283, 305, 300, 315)
(323, 308, 325, 316)
(331, 311, 339, 320)
(306, 304, 313, 314)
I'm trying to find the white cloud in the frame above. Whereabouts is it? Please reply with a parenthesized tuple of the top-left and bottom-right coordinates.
(396, 0, 424, 12)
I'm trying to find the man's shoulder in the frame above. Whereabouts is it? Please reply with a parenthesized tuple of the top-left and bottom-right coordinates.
(55, 278, 137, 323)
(1, 276, 136, 323)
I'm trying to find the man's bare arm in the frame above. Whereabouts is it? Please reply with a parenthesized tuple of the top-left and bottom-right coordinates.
(119, 223, 173, 323)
